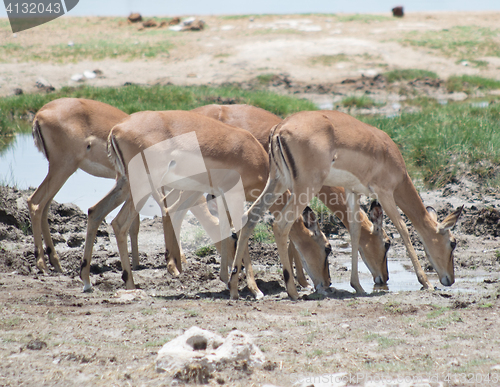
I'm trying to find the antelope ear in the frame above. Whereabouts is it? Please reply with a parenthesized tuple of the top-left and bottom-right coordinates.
(369, 200, 384, 231)
(302, 206, 319, 232)
(206, 194, 219, 218)
(437, 205, 463, 233)
(426, 206, 438, 222)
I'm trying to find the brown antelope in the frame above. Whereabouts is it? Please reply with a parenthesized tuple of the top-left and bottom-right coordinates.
(98, 110, 331, 298)
(30, 99, 388, 295)
(229, 110, 463, 300)
(191, 104, 390, 286)
(28, 98, 142, 273)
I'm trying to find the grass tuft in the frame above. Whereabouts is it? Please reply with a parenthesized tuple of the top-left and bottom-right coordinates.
(383, 69, 439, 83)
(0, 84, 317, 151)
(446, 75, 500, 93)
(194, 245, 215, 257)
(341, 95, 377, 109)
(399, 26, 500, 60)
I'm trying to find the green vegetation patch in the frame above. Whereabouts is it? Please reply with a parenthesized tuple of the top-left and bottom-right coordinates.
(0, 40, 173, 63)
(309, 54, 349, 66)
(446, 75, 500, 93)
(194, 245, 216, 257)
(341, 95, 377, 109)
(0, 84, 317, 151)
(361, 102, 500, 186)
(252, 222, 275, 243)
(399, 26, 500, 59)
(364, 333, 403, 349)
(383, 69, 439, 83)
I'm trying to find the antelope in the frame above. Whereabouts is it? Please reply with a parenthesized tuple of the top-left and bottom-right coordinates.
(28, 98, 142, 273)
(229, 110, 463, 300)
(28, 99, 325, 291)
(29, 98, 388, 296)
(97, 110, 331, 299)
(191, 104, 390, 286)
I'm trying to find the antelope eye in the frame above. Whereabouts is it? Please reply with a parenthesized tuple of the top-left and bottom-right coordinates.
(450, 240, 457, 250)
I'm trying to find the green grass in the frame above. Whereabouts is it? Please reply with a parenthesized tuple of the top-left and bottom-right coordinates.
(194, 245, 216, 257)
(0, 84, 317, 151)
(256, 73, 278, 84)
(383, 69, 439, 83)
(309, 197, 330, 220)
(399, 26, 500, 59)
(364, 333, 403, 349)
(360, 102, 500, 186)
(341, 95, 377, 109)
(0, 39, 173, 63)
(252, 222, 275, 243)
(446, 75, 500, 93)
(309, 54, 349, 66)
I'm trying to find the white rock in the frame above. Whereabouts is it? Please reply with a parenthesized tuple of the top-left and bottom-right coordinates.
(221, 25, 235, 31)
(156, 327, 224, 373)
(35, 77, 51, 88)
(113, 289, 149, 302)
(70, 74, 84, 82)
(155, 327, 265, 374)
(208, 329, 266, 367)
(68, 41, 74, 46)
(83, 71, 96, 79)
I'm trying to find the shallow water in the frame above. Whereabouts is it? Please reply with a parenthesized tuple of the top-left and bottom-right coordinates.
(0, 134, 119, 220)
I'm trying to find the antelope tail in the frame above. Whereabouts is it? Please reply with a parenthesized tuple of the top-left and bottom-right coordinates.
(32, 118, 49, 161)
(107, 133, 127, 178)
(269, 125, 293, 190)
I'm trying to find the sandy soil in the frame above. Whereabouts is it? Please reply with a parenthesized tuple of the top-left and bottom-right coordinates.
(1, 12, 500, 99)
(1, 12, 500, 387)
(1, 179, 500, 387)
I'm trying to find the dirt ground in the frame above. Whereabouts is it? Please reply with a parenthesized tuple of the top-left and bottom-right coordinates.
(1, 11, 500, 387)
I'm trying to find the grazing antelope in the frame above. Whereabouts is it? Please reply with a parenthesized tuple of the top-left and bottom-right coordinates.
(191, 104, 390, 286)
(97, 110, 331, 298)
(230, 110, 462, 300)
(28, 98, 143, 273)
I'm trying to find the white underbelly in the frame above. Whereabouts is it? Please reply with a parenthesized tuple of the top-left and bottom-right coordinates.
(79, 159, 116, 179)
(323, 166, 371, 195)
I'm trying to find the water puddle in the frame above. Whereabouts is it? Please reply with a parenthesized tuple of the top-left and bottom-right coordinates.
(0, 134, 119, 220)
(329, 241, 484, 294)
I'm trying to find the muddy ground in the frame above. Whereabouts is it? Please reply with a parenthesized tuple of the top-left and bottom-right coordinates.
(1, 178, 500, 387)
(1, 11, 500, 387)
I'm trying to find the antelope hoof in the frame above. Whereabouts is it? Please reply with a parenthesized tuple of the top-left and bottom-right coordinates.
(82, 284, 93, 293)
(254, 290, 264, 300)
(36, 259, 48, 273)
(421, 283, 435, 291)
(181, 253, 187, 264)
(287, 287, 300, 301)
(50, 258, 63, 273)
(351, 282, 366, 295)
(374, 275, 385, 285)
(167, 265, 181, 277)
(230, 291, 240, 300)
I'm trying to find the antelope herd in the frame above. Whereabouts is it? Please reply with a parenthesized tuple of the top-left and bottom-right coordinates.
(28, 98, 463, 300)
